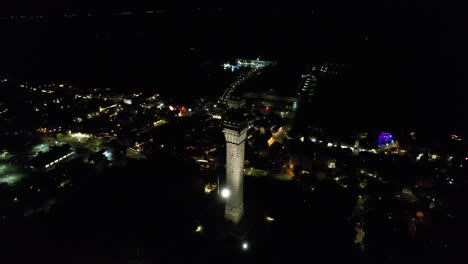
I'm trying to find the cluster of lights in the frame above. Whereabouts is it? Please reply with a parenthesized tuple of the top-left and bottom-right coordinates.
(222, 63, 240, 72)
(204, 183, 217, 194)
(377, 132, 396, 147)
(69, 132, 91, 139)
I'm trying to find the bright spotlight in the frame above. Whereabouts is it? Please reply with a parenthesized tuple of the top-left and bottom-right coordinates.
(242, 242, 249, 250)
(221, 188, 231, 199)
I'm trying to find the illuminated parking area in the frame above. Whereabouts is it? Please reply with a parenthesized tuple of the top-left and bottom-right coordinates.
(30, 143, 50, 157)
(56, 133, 110, 153)
(0, 164, 25, 185)
(0, 173, 24, 185)
(0, 150, 14, 161)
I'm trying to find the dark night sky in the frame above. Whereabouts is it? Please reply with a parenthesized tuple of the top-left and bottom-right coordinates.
(0, 0, 466, 130)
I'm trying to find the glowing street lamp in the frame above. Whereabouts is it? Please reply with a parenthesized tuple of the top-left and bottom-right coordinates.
(221, 188, 231, 199)
(242, 241, 249, 251)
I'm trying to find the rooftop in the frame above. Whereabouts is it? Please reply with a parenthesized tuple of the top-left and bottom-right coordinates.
(29, 144, 73, 169)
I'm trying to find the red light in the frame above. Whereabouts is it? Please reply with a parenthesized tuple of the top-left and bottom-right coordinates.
(265, 107, 270, 111)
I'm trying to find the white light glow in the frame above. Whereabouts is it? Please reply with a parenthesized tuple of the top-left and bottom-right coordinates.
(242, 242, 249, 250)
(73, 133, 90, 139)
(103, 150, 113, 160)
(221, 188, 231, 199)
(416, 153, 424, 161)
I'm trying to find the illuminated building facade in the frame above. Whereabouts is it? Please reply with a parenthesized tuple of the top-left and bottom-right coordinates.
(223, 97, 248, 224)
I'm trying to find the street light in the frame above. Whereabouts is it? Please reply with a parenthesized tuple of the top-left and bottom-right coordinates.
(242, 241, 249, 251)
(221, 188, 231, 199)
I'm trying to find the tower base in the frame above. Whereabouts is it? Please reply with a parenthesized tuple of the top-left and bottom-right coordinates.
(224, 204, 254, 240)
(225, 203, 244, 224)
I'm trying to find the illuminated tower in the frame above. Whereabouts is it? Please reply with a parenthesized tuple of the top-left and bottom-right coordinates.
(223, 96, 248, 224)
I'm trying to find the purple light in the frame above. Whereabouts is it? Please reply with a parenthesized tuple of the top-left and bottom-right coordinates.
(378, 132, 394, 147)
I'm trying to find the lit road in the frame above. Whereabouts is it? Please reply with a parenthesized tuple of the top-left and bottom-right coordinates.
(220, 67, 262, 102)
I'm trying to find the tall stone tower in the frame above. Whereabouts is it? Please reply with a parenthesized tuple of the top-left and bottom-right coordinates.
(223, 96, 248, 224)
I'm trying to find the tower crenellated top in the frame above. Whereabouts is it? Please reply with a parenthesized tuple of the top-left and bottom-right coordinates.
(226, 95, 246, 109)
(223, 119, 248, 130)
(223, 107, 249, 132)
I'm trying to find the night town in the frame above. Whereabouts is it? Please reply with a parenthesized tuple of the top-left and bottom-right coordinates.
(0, 1, 466, 263)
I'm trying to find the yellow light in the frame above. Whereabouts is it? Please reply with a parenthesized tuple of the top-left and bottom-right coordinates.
(204, 183, 217, 194)
(59, 180, 71, 188)
(58, 84, 64, 88)
(153, 120, 167, 127)
(268, 137, 275, 146)
(70, 132, 91, 139)
(195, 225, 204, 233)
(265, 216, 275, 222)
